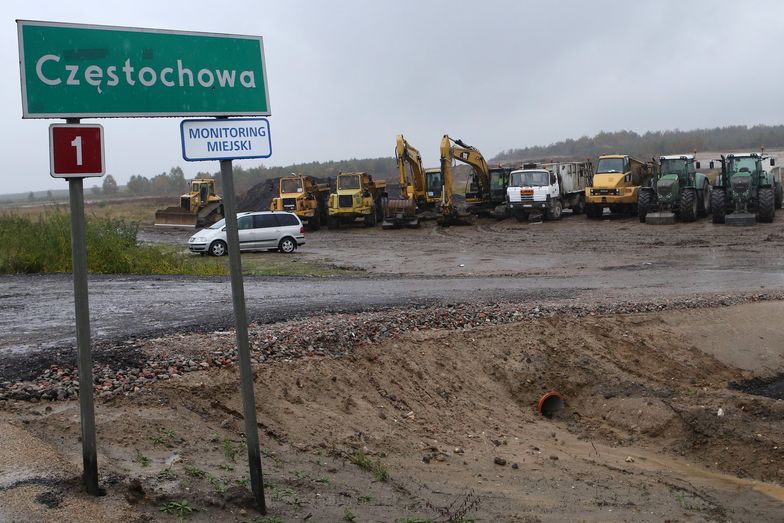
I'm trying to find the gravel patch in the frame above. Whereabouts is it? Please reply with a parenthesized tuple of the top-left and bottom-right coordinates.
(2, 291, 783, 402)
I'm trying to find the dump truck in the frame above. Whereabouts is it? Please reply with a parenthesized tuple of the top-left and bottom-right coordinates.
(154, 178, 224, 227)
(327, 172, 387, 228)
(710, 152, 781, 225)
(585, 154, 655, 218)
(269, 175, 330, 230)
(507, 161, 593, 221)
(638, 154, 711, 224)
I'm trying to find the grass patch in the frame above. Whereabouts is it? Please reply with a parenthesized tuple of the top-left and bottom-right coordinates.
(0, 210, 225, 275)
(351, 449, 389, 482)
(160, 500, 197, 520)
(184, 465, 207, 479)
(134, 450, 151, 467)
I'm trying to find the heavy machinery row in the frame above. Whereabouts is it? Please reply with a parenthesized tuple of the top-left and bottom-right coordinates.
(156, 134, 783, 229)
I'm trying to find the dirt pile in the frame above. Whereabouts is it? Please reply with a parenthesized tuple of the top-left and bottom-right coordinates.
(2, 301, 783, 521)
(236, 177, 278, 212)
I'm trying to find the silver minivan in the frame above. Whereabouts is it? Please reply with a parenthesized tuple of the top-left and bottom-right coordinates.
(188, 211, 305, 256)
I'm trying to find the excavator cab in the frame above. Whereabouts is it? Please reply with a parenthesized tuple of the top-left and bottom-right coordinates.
(424, 168, 443, 199)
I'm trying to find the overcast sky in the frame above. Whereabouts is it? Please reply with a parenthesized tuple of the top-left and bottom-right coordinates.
(4, 0, 784, 193)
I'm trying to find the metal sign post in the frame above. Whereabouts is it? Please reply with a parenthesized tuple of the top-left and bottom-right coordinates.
(67, 175, 100, 495)
(218, 156, 266, 513)
(60, 117, 101, 496)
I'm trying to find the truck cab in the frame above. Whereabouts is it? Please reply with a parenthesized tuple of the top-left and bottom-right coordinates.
(586, 154, 652, 218)
(507, 168, 558, 219)
(328, 172, 387, 227)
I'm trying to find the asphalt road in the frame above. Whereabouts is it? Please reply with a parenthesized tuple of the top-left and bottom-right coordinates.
(2, 265, 783, 354)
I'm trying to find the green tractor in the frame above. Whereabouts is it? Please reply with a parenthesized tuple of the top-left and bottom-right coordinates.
(710, 153, 781, 225)
(638, 154, 711, 224)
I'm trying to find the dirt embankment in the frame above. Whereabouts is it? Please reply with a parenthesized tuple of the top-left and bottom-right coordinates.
(1, 301, 782, 522)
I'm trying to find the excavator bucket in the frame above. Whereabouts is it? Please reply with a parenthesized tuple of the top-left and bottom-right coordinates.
(154, 206, 199, 227)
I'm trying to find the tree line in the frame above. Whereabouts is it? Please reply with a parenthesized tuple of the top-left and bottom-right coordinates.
(492, 125, 784, 163)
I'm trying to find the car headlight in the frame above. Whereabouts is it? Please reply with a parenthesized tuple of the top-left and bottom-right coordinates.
(190, 237, 205, 243)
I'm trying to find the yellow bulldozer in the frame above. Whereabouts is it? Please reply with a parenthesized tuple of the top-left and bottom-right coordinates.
(270, 175, 330, 230)
(154, 178, 224, 227)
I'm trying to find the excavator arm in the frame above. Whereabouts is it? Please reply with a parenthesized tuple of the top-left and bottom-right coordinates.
(395, 134, 426, 201)
(440, 135, 490, 219)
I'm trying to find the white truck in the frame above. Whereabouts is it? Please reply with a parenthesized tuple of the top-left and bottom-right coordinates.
(506, 161, 593, 221)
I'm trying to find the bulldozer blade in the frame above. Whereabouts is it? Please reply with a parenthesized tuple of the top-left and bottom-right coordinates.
(645, 212, 676, 225)
(154, 207, 199, 227)
(725, 212, 757, 226)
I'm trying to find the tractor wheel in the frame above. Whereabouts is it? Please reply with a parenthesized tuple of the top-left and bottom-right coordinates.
(758, 187, 775, 223)
(698, 181, 711, 217)
(711, 189, 726, 224)
(775, 182, 783, 209)
(680, 188, 698, 222)
(638, 190, 651, 223)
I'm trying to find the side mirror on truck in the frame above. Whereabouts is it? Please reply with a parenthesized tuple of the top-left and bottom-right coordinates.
(695, 161, 701, 169)
(771, 158, 776, 167)
(709, 161, 714, 169)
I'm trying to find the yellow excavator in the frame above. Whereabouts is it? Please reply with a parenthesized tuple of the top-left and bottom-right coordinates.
(439, 135, 492, 225)
(154, 178, 224, 227)
(383, 135, 443, 228)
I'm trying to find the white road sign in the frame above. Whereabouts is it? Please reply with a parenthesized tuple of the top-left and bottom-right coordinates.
(181, 118, 271, 161)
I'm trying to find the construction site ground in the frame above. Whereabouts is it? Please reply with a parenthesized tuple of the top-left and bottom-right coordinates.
(1, 211, 784, 522)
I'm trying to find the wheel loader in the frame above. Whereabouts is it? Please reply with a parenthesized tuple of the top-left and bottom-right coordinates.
(154, 178, 224, 227)
(710, 152, 781, 225)
(269, 175, 330, 230)
(638, 154, 711, 224)
(327, 172, 387, 228)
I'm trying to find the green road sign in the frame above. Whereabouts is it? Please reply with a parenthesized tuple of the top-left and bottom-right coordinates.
(17, 20, 270, 118)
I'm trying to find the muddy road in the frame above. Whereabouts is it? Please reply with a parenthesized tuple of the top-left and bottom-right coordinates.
(4, 214, 784, 353)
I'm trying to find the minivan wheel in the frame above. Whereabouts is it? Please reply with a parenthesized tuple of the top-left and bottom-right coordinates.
(278, 237, 297, 253)
(208, 240, 227, 257)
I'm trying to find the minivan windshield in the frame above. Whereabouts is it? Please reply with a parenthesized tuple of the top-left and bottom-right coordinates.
(510, 170, 549, 187)
(208, 218, 226, 229)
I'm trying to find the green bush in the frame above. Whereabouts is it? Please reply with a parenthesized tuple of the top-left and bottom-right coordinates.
(0, 210, 226, 276)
